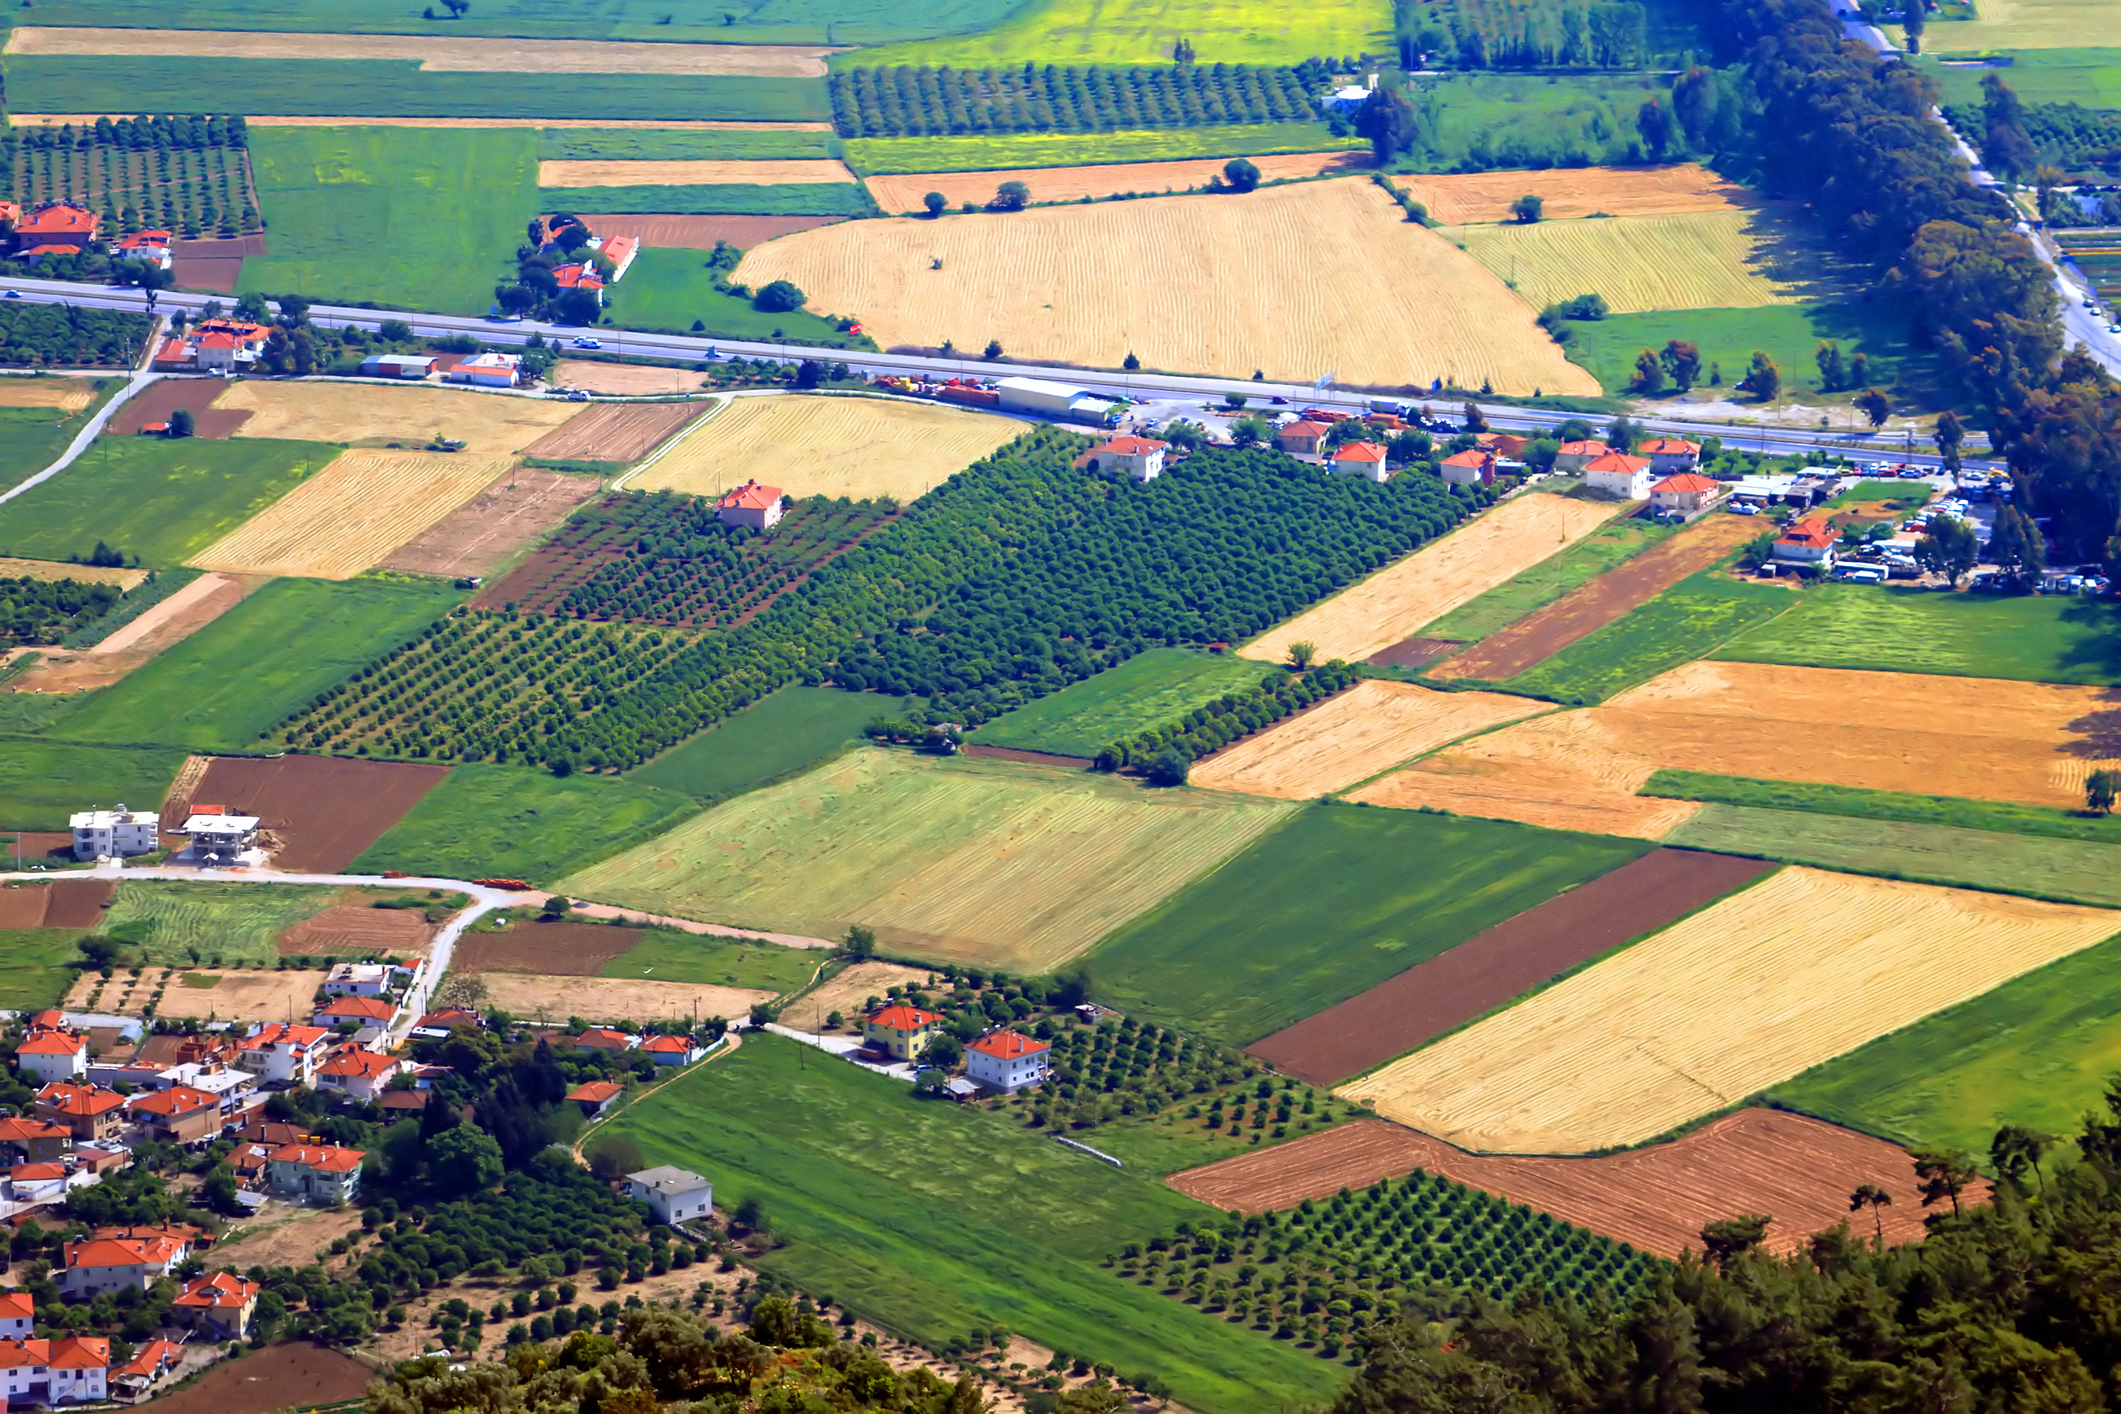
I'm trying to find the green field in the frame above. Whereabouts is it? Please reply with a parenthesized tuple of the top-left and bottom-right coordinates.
(1920, 50, 2121, 108)
(98, 881, 340, 967)
(50, 577, 462, 751)
(1771, 929, 2121, 1164)
(1560, 302, 1937, 403)
(0, 742, 187, 832)
(0, 930, 85, 1012)
(0, 437, 325, 569)
(540, 183, 874, 216)
(1664, 803, 2121, 908)
(1419, 514, 1672, 645)
(1716, 586, 2121, 685)
(349, 765, 696, 884)
(1829, 480, 1930, 508)
(607, 1036, 1341, 1414)
(0, 384, 123, 493)
(599, 928, 822, 992)
(1386, 72, 1693, 175)
(1065, 1108, 1353, 1176)
(844, 124, 1356, 173)
(8, 58, 829, 125)
(856, 0, 1390, 65)
(599, 248, 867, 346)
(972, 649, 1276, 759)
(1086, 805, 1650, 1044)
(239, 127, 539, 315)
(628, 685, 894, 800)
(1644, 770, 2121, 845)
(540, 130, 840, 162)
(1505, 572, 1794, 704)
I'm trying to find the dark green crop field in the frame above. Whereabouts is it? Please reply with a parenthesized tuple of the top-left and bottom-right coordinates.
(628, 685, 892, 801)
(1715, 586, 2121, 685)
(350, 765, 696, 884)
(1505, 573, 1794, 703)
(973, 649, 1276, 760)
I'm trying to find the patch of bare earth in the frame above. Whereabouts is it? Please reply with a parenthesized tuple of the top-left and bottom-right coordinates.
(379, 466, 602, 579)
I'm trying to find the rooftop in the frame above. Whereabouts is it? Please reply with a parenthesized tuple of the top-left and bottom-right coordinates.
(968, 1030, 1050, 1060)
(627, 1164, 709, 1196)
(866, 1004, 943, 1031)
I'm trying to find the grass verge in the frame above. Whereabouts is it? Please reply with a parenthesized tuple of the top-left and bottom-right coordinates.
(599, 247, 866, 345)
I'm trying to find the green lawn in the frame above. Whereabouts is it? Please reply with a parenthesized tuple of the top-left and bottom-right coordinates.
(972, 649, 1277, 759)
(599, 248, 867, 345)
(1770, 929, 2121, 1164)
(1066, 1108, 1354, 1177)
(0, 930, 85, 1012)
(607, 1036, 1343, 1414)
(600, 927, 823, 993)
(628, 685, 894, 801)
(1715, 586, 2121, 685)
(0, 383, 124, 493)
(1828, 480, 1930, 509)
(541, 184, 875, 216)
(0, 742, 188, 831)
(844, 124, 1356, 174)
(98, 881, 339, 967)
(350, 765, 696, 883)
(1560, 302, 1939, 405)
(540, 130, 840, 161)
(1419, 514, 1671, 645)
(1085, 805, 1650, 1045)
(1644, 770, 2121, 845)
(0, 436, 325, 568)
(1505, 572, 1795, 704)
(1387, 72, 1699, 175)
(1920, 49, 2121, 109)
(854, 0, 1390, 65)
(50, 577, 462, 751)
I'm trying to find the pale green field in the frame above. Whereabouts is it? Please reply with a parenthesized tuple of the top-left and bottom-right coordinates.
(1912, 0, 2121, 51)
(856, 0, 1392, 67)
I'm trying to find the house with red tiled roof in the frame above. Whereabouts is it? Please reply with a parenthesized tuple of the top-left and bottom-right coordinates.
(14, 1025, 88, 1085)
(410, 1007, 483, 1038)
(1330, 441, 1390, 483)
(1639, 437, 1703, 473)
(59, 1229, 192, 1298)
(1773, 517, 1839, 570)
(240, 1023, 330, 1086)
(8, 1161, 68, 1204)
(572, 1028, 638, 1055)
(125, 1085, 221, 1144)
(0, 1291, 33, 1340)
(265, 1143, 365, 1204)
(111, 1337, 182, 1395)
(1438, 449, 1498, 489)
(0, 1335, 108, 1405)
(174, 1271, 260, 1339)
(715, 479, 784, 532)
(552, 261, 606, 304)
(1581, 450, 1652, 501)
(1650, 471, 1722, 515)
(1074, 433, 1169, 482)
(315, 1048, 406, 1103)
(34, 1082, 125, 1142)
(153, 318, 270, 373)
(566, 1080, 624, 1118)
(114, 229, 173, 269)
(1553, 438, 1611, 473)
(1474, 432, 1529, 460)
(863, 1004, 943, 1062)
(313, 993, 399, 1029)
(965, 1030, 1051, 1093)
(12, 202, 97, 261)
(446, 352, 522, 388)
(1277, 420, 1329, 456)
(638, 1035, 704, 1067)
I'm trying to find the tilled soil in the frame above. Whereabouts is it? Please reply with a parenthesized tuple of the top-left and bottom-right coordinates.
(173, 755, 450, 871)
(379, 465, 601, 579)
(455, 920, 643, 975)
(107, 378, 251, 438)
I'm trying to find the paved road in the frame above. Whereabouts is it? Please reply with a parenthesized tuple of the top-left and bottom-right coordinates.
(0, 314, 166, 507)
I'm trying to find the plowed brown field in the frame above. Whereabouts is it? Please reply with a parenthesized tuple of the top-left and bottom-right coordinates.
(1190, 680, 1550, 799)
(1393, 163, 1753, 226)
(171, 755, 449, 872)
(276, 902, 436, 958)
(0, 879, 112, 928)
(379, 466, 602, 579)
(1168, 1111, 1978, 1257)
(108, 378, 249, 438)
(1340, 867, 2121, 1153)
(1243, 494, 1618, 665)
(455, 920, 642, 975)
(525, 400, 710, 462)
(865, 151, 1370, 213)
(6, 27, 836, 76)
(541, 159, 855, 186)
(1248, 848, 1776, 1084)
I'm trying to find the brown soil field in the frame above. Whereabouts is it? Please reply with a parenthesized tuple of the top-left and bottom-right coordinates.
(735, 178, 1599, 395)
(172, 257, 243, 293)
(1191, 680, 1550, 800)
(108, 378, 249, 438)
(171, 755, 451, 872)
(475, 971, 773, 1026)
(1168, 1111, 1976, 1257)
(132, 1340, 372, 1414)
(277, 902, 436, 958)
(13, 115, 836, 132)
(962, 744, 1094, 768)
(0, 886, 53, 927)
(0, 556, 147, 589)
(639, 393, 1026, 502)
(787, 959, 936, 1030)
(379, 465, 601, 579)
(550, 361, 702, 396)
(1394, 163, 1753, 226)
(574, 213, 845, 249)
(540, 158, 856, 186)
(1, 832, 74, 863)
(525, 399, 710, 461)
(205, 1206, 364, 1275)
(865, 150, 1371, 213)
(218, 380, 582, 454)
(1248, 849, 1777, 1085)
(1339, 867, 2121, 1153)
(95, 573, 253, 653)
(42, 878, 113, 927)
(1243, 494, 1618, 666)
(192, 449, 516, 579)
(1366, 635, 1463, 668)
(1434, 513, 1765, 681)
(1356, 661, 2121, 836)
(455, 920, 643, 975)
(153, 968, 329, 1023)
(8, 27, 837, 76)
(0, 377, 92, 411)
(10, 571, 263, 694)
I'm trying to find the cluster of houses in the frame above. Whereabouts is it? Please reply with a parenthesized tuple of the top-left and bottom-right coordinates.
(530, 215, 640, 310)
(858, 1004, 1054, 1095)
(0, 202, 174, 269)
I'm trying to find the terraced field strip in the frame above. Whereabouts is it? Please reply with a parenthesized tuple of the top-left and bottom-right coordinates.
(1241, 494, 1618, 666)
(1249, 848, 1777, 1085)
(1443, 209, 1816, 313)
(1395, 163, 1755, 225)
(1338, 867, 2121, 1153)
(1168, 1110, 1968, 1257)
(538, 158, 857, 186)
(1190, 680, 1550, 800)
(6, 27, 837, 76)
(864, 150, 1369, 212)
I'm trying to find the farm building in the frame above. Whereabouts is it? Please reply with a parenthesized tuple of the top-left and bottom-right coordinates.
(995, 376, 1120, 426)
(863, 1004, 943, 1061)
(716, 480, 785, 531)
(1581, 451, 1652, 500)
(966, 1030, 1052, 1093)
(1553, 439, 1610, 473)
(1075, 434, 1169, 481)
(182, 808, 259, 862)
(567, 1080, 624, 1117)
(626, 1165, 712, 1224)
(265, 1143, 366, 1204)
(447, 353, 523, 388)
(1640, 437, 1702, 473)
(358, 354, 438, 379)
(1278, 420, 1328, 455)
(69, 805, 157, 861)
(113, 230, 173, 269)
(1650, 472, 1722, 516)
(553, 262, 607, 304)
(1773, 518, 1839, 569)
(1439, 449, 1499, 488)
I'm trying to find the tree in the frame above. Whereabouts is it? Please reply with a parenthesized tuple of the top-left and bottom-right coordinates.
(1660, 340, 1700, 391)
(753, 280, 806, 313)
(1855, 387, 1892, 428)
(585, 1133, 645, 1183)
(1912, 1148, 1979, 1216)
(1146, 750, 1189, 787)
(1510, 194, 1543, 223)
(1636, 97, 1677, 161)
(1630, 348, 1666, 395)
(1672, 65, 1719, 152)
(1915, 516, 1979, 585)
(1123, 352, 1140, 371)
(1698, 1215, 1771, 1272)
(1222, 158, 1260, 193)
(844, 924, 876, 958)
(167, 407, 195, 438)
(2087, 769, 2118, 816)
(1934, 409, 1965, 473)
(1229, 414, 1270, 447)
(1988, 503, 2047, 581)
(1990, 1124, 2057, 1192)
(923, 191, 946, 218)
(1287, 640, 1318, 670)
(1461, 401, 1488, 434)
(1901, 0, 1925, 50)
(1849, 1183, 1893, 1248)
(795, 358, 823, 389)
(1736, 351, 1781, 401)
(1981, 73, 2036, 182)
(1815, 340, 1846, 392)
(1604, 416, 1642, 452)
(983, 339, 1003, 359)
(427, 1123, 505, 1197)
(1353, 86, 1421, 166)
(990, 181, 1030, 212)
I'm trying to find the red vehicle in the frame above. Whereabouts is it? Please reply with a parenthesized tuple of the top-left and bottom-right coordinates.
(473, 877, 534, 891)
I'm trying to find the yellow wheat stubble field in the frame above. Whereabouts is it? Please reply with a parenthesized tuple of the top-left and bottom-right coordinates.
(1190, 679, 1551, 800)
(637, 394, 1027, 503)
(1340, 867, 2121, 1153)
(1442, 209, 1811, 313)
(1394, 163, 1753, 226)
(864, 150, 1370, 213)
(1242, 494, 1618, 666)
(0, 378, 93, 411)
(5, 27, 836, 76)
(191, 450, 516, 579)
(537, 159, 857, 187)
(217, 380, 581, 456)
(0, 556, 147, 589)
(734, 178, 1599, 394)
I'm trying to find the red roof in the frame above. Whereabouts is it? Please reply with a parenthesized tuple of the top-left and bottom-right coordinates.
(37, 1083, 123, 1118)
(247, 1023, 330, 1050)
(116, 1337, 182, 1378)
(1582, 451, 1650, 474)
(10, 1162, 65, 1181)
(1333, 441, 1387, 462)
(48, 1336, 107, 1370)
(267, 1143, 364, 1173)
(127, 1085, 217, 1118)
(1094, 435, 1168, 455)
(318, 1049, 400, 1079)
(174, 1272, 258, 1311)
(968, 1030, 1049, 1060)
(195, 332, 243, 350)
(318, 995, 396, 1021)
(414, 1008, 481, 1030)
(17, 1030, 85, 1056)
(0, 1340, 47, 1371)
(1641, 437, 1702, 455)
(0, 1292, 32, 1322)
(639, 1035, 692, 1053)
(1778, 520, 1837, 549)
(0, 1117, 67, 1144)
(1559, 439, 1609, 456)
(17, 203, 96, 236)
(1279, 420, 1328, 437)
(29, 1011, 63, 1028)
(716, 480, 782, 512)
(567, 1080, 624, 1103)
(65, 1235, 186, 1270)
(1440, 450, 1493, 468)
(1652, 472, 1721, 494)
(574, 1028, 635, 1050)
(867, 1004, 942, 1032)
(553, 262, 605, 290)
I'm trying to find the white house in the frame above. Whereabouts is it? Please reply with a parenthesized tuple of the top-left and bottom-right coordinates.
(1438, 450, 1497, 487)
(1330, 441, 1390, 482)
(1639, 437, 1703, 474)
(182, 810, 259, 862)
(1649, 472, 1722, 516)
(240, 1023, 331, 1087)
(1552, 439, 1610, 473)
(0, 1292, 32, 1340)
(0, 1337, 107, 1406)
(447, 352, 522, 388)
(1075, 434, 1168, 481)
(59, 1231, 192, 1299)
(359, 353, 437, 379)
(626, 1165, 712, 1225)
(315, 1048, 406, 1103)
(69, 806, 157, 861)
(1772, 518, 1839, 570)
(113, 229, 172, 269)
(314, 994, 398, 1031)
(324, 962, 394, 998)
(265, 1143, 365, 1204)
(965, 1030, 1051, 1093)
(15, 1027, 88, 1085)
(637, 1036, 705, 1067)
(1580, 450, 1653, 500)
(715, 480, 785, 532)
(7, 1162, 68, 1205)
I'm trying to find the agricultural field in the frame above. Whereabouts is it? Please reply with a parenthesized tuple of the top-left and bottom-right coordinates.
(475, 971, 770, 1026)
(1416, 515, 1671, 646)
(5, 121, 256, 238)
(0, 880, 110, 930)
(0, 436, 324, 568)
(1646, 770, 2121, 844)
(107, 380, 253, 440)
(1169, 1110, 1950, 1258)
(561, 748, 1296, 972)
(96, 880, 341, 967)
(607, 1036, 1345, 1414)
(1241, 494, 1618, 666)
(856, 0, 1388, 65)
(1444, 209, 1824, 314)
(1190, 680, 1550, 800)
(0, 396, 117, 495)
(0, 929, 88, 1012)
(522, 403, 709, 466)
(1912, 0, 2115, 51)
(0, 557, 145, 590)
(144, 966, 332, 1023)
(1341, 867, 2121, 1154)
(845, 125, 1356, 174)
(1395, 164, 1749, 226)
(0, 378, 95, 412)
(735, 179, 1600, 394)
(276, 900, 440, 958)
(7, 571, 262, 698)
(637, 395, 1025, 503)
(4, 27, 835, 74)
(1560, 300, 1934, 402)
(1249, 848, 1775, 1085)
(538, 183, 876, 216)
(0, 742, 185, 831)
(595, 248, 866, 344)
(539, 128, 840, 161)
(349, 765, 696, 884)
(192, 451, 517, 580)
(219, 380, 582, 456)
(1087, 805, 1648, 1045)
(538, 158, 855, 187)
(168, 755, 452, 873)
(629, 686, 898, 801)
(1501, 572, 1793, 704)
(48, 576, 461, 752)
(555, 212, 845, 251)
(377, 467, 604, 580)
(597, 927, 821, 991)
(864, 150, 1369, 213)
(1716, 586, 2121, 685)
(972, 648, 1274, 760)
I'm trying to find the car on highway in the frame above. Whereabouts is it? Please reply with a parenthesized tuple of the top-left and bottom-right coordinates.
(3, 290, 20, 299)
(571, 336, 603, 349)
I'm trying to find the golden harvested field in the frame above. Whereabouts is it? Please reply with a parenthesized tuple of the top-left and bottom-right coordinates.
(637, 394, 1026, 503)
(1443, 210, 1813, 313)
(1340, 867, 2121, 1153)
(1190, 680, 1551, 800)
(1353, 660, 2121, 837)
(553, 361, 702, 396)
(192, 450, 516, 579)
(6, 27, 836, 76)
(476, 973, 775, 1028)
(864, 151, 1370, 213)
(735, 178, 1599, 394)
(154, 968, 330, 1023)
(1241, 494, 1618, 666)
(0, 378, 92, 411)
(8, 116, 837, 131)
(218, 380, 582, 455)
(539, 159, 856, 186)
(0, 556, 147, 590)
(1395, 164, 1751, 226)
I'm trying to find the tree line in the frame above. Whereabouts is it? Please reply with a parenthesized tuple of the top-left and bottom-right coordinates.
(0, 573, 121, 646)
(9, 114, 248, 154)
(830, 62, 1322, 138)
(1095, 660, 1361, 780)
